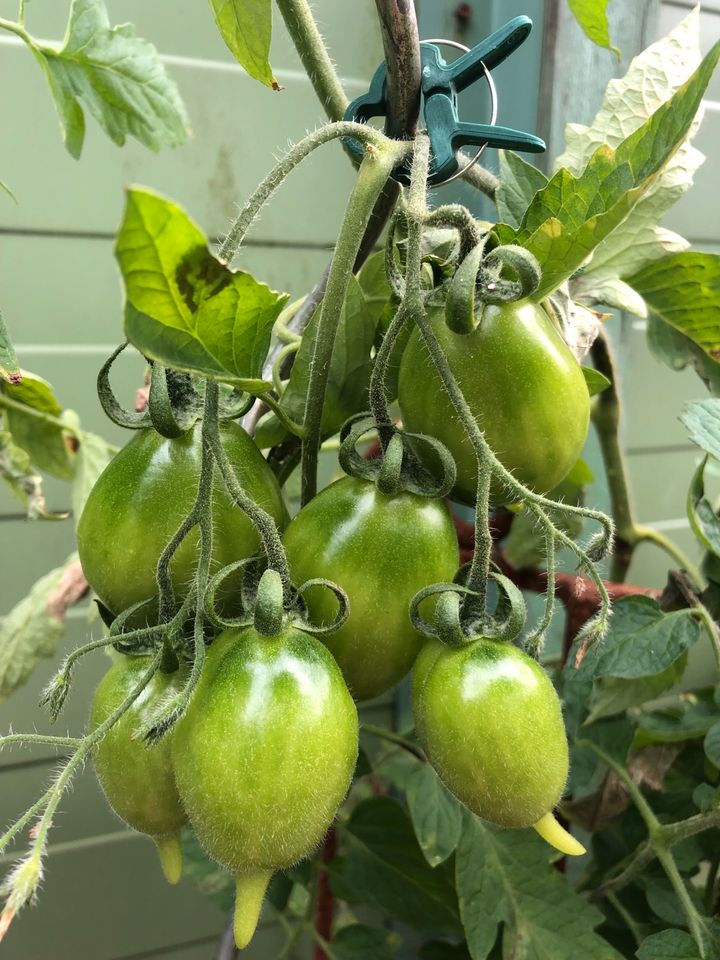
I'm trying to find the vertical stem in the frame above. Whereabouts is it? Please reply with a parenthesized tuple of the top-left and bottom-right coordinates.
(373, 0, 421, 139)
(656, 846, 711, 957)
(300, 143, 405, 504)
(274, 0, 349, 122)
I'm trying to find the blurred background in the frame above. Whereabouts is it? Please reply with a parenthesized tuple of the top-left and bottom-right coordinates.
(0, 0, 718, 957)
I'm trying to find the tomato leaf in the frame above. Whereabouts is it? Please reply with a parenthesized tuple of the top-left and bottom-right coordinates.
(331, 924, 401, 960)
(637, 929, 702, 959)
(687, 457, 720, 558)
(420, 943, 471, 960)
(0, 372, 76, 480)
(116, 188, 288, 389)
(585, 655, 687, 723)
(405, 763, 464, 868)
(208, 0, 279, 90)
(331, 797, 461, 935)
(636, 700, 719, 747)
(581, 367, 611, 396)
(629, 253, 720, 361)
(456, 813, 621, 960)
(181, 827, 235, 912)
(0, 310, 20, 385)
(33, 0, 190, 158)
(704, 722, 720, 767)
(496, 151, 548, 229)
(559, 8, 703, 300)
(496, 40, 720, 300)
(0, 431, 67, 520)
(566, 0, 618, 55)
(681, 399, 720, 461)
(0, 556, 77, 701)
(647, 315, 720, 393)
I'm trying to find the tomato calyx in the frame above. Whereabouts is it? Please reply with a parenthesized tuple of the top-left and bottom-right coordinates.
(338, 411, 457, 499)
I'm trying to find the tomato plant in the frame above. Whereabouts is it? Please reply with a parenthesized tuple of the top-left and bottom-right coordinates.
(0, 2, 719, 959)
(283, 476, 459, 700)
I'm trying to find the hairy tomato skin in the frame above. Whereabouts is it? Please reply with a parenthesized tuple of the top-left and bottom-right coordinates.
(172, 625, 358, 945)
(413, 638, 569, 828)
(397, 302, 590, 504)
(90, 656, 187, 882)
(77, 422, 288, 625)
(283, 477, 459, 701)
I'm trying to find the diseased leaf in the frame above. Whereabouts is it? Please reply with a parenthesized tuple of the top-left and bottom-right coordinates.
(72, 432, 113, 527)
(116, 188, 287, 389)
(496, 152, 548, 228)
(630, 253, 720, 361)
(0, 556, 78, 701)
(331, 797, 461, 935)
(331, 924, 401, 960)
(571, 597, 700, 681)
(33, 0, 190, 158)
(681, 399, 720, 461)
(209, 0, 278, 90)
(0, 310, 20, 384)
(280, 276, 378, 437)
(405, 763, 464, 868)
(456, 814, 620, 960)
(637, 929, 701, 959)
(566, 0, 617, 54)
(0, 431, 67, 520)
(0, 371, 76, 480)
(496, 41, 720, 300)
(687, 457, 720, 558)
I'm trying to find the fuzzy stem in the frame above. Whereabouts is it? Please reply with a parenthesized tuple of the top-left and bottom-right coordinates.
(217, 122, 392, 265)
(274, 0, 348, 122)
(361, 723, 425, 761)
(300, 140, 409, 504)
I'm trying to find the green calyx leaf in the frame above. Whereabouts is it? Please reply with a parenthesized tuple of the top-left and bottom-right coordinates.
(116, 187, 288, 389)
(495, 40, 720, 301)
(209, 0, 279, 90)
(34, 0, 190, 158)
(581, 366, 611, 396)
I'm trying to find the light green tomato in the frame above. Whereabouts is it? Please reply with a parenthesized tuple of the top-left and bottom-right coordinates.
(90, 656, 187, 883)
(413, 637, 569, 828)
(283, 477, 459, 701)
(398, 301, 590, 504)
(172, 625, 358, 949)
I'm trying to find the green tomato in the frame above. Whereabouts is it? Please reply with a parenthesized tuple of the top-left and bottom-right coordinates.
(413, 637, 569, 828)
(173, 625, 358, 949)
(398, 301, 590, 504)
(77, 422, 288, 626)
(283, 477, 459, 701)
(90, 655, 187, 883)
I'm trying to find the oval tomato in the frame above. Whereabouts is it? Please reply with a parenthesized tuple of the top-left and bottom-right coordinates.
(77, 422, 288, 626)
(172, 624, 358, 949)
(283, 477, 459, 701)
(90, 655, 187, 883)
(398, 301, 590, 504)
(413, 637, 569, 828)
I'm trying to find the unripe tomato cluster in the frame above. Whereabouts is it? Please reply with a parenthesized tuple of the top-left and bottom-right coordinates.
(80, 299, 590, 948)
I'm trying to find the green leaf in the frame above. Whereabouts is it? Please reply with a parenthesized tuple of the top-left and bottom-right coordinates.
(681, 399, 720, 460)
(0, 431, 67, 520)
(637, 929, 701, 959)
(1, 371, 76, 480)
(586, 654, 687, 723)
(72, 432, 113, 528)
(331, 797, 461, 935)
(208, 0, 279, 90)
(566, 0, 618, 54)
(647, 314, 720, 394)
(497, 40, 720, 300)
(331, 924, 401, 960)
(0, 556, 77, 701)
(456, 814, 620, 960)
(637, 699, 719, 747)
(280, 276, 378, 437)
(704, 721, 720, 767)
(405, 763, 464, 868)
(582, 367, 611, 396)
(181, 827, 234, 912)
(496, 152, 549, 228)
(116, 188, 287, 389)
(559, 9, 703, 293)
(687, 457, 720, 558)
(0, 310, 20, 384)
(629, 253, 720, 361)
(33, 0, 190, 158)
(357, 251, 393, 325)
(571, 597, 700, 681)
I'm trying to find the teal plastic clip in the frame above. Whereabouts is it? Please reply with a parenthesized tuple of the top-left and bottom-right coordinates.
(343, 15, 546, 186)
